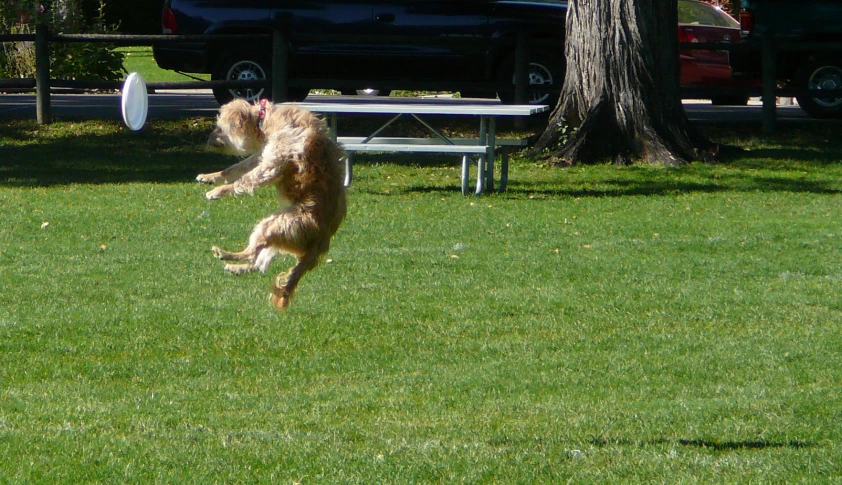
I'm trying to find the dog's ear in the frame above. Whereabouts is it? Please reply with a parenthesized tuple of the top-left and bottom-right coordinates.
(235, 99, 254, 127)
(220, 99, 255, 129)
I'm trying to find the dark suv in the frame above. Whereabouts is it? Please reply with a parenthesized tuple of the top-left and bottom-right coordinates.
(152, 0, 567, 105)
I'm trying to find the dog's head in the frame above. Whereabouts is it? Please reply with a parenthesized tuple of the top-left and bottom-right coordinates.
(208, 99, 264, 155)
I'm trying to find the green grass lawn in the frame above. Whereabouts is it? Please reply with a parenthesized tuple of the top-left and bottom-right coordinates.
(0, 116, 840, 483)
(116, 45, 445, 97)
(118, 46, 210, 83)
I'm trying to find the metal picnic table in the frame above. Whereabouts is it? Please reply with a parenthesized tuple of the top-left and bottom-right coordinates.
(287, 99, 550, 195)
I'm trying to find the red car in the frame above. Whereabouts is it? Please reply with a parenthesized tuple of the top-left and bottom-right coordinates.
(678, 0, 758, 105)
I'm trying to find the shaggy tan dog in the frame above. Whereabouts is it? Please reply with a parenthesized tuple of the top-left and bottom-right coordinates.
(197, 99, 347, 309)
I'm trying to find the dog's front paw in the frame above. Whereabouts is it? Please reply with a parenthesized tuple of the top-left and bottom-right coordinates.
(205, 185, 231, 200)
(211, 245, 225, 259)
(196, 172, 222, 184)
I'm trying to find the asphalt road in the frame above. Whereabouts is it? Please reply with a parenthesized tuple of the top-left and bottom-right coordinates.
(0, 91, 813, 125)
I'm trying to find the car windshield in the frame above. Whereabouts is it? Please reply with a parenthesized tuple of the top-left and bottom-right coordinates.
(678, 1, 739, 28)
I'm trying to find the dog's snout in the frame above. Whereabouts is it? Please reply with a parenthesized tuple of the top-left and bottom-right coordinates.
(207, 130, 226, 149)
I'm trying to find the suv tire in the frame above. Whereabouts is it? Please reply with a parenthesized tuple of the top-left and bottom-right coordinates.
(795, 60, 842, 119)
(211, 51, 309, 105)
(496, 52, 561, 105)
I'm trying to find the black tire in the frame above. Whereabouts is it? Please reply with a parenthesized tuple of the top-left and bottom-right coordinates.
(795, 60, 842, 119)
(340, 88, 392, 97)
(496, 52, 562, 105)
(211, 51, 309, 105)
(710, 96, 749, 106)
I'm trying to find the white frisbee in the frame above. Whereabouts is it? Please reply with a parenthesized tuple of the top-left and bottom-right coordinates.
(121, 72, 148, 131)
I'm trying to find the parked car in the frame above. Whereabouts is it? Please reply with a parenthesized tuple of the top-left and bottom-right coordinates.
(730, 0, 842, 118)
(153, 0, 751, 106)
(678, 0, 758, 105)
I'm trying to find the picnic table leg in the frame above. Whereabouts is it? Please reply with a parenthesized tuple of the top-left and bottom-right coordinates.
(476, 117, 488, 195)
(475, 154, 485, 196)
(485, 116, 496, 192)
(327, 113, 352, 188)
(344, 154, 353, 188)
(328, 113, 338, 140)
(461, 155, 471, 195)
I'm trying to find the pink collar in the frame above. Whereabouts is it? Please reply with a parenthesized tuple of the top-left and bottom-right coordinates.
(258, 98, 268, 127)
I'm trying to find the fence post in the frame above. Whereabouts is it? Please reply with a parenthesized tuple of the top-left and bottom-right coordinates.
(761, 33, 777, 135)
(35, 24, 51, 125)
(272, 28, 288, 102)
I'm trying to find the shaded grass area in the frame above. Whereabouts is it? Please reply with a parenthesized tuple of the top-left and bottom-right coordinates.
(0, 117, 840, 482)
(0, 118, 213, 185)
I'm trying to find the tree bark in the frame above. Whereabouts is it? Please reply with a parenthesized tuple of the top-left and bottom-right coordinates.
(531, 0, 716, 166)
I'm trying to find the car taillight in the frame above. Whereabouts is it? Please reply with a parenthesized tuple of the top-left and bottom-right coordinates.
(739, 9, 754, 37)
(678, 28, 698, 44)
(162, 6, 178, 35)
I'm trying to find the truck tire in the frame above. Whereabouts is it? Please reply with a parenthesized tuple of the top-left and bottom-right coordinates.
(496, 52, 561, 105)
(795, 60, 842, 119)
(211, 51, 309, 105)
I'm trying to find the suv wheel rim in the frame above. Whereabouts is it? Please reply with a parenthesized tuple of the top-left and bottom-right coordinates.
(808, 65, 842, 108)
(512, 62, 554, 104)
(227, 60, 266, 102)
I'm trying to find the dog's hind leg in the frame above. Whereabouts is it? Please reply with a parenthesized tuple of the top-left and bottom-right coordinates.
(214, 245, 278, 276)
(212, 212, 283, 267)
(223, 262, 257, 275)
(272, 252, 320, 310)
(210, 246, 259, 275)
(212, 245, 253, 261)
(225, 209, 322, 309)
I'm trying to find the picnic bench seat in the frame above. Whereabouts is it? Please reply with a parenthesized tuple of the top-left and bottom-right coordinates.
(338, 136, 531, 195)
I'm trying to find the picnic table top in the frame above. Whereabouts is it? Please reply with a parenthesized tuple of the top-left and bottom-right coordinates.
(286, 98, 550, 116)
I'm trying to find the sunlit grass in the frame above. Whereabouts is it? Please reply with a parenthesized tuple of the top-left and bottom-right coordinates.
(118, 45, 210, 83)
(0, 118, 840, 482)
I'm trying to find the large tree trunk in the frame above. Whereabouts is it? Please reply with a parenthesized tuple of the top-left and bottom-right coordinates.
(531, 0, 716, 166)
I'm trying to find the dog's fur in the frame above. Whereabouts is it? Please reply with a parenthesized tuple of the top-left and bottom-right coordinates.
(198, 99, 346, 309)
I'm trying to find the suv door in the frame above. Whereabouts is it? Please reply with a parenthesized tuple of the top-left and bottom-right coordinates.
(368, 0, 492, 82)
(277, 0, 374, 79)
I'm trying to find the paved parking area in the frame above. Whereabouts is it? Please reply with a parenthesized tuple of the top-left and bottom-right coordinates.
(0, 91, 813, 124)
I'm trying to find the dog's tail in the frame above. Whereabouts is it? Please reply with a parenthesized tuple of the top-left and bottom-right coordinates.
(271, 253, 320, 310)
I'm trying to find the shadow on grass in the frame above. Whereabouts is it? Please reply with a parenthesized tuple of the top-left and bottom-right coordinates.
(677, 439, 814, 451)
(351, 121, 842, 197)
(587, 436, 814, 451)
(0, 119, 473, 188)
(500, 175, 841, 198)
(0, 119, 225, 187)
(393, 167, 841, 198)
(3, 118, 841, 197)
